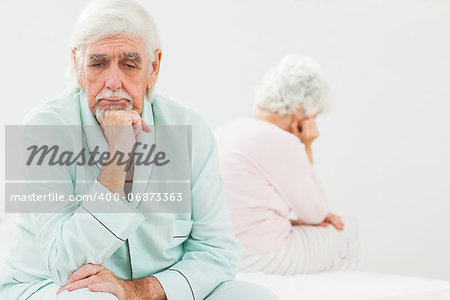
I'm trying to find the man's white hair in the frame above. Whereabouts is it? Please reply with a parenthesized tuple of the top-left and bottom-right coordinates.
(68, 0, 161, 100)
(255, 54, 330, 116)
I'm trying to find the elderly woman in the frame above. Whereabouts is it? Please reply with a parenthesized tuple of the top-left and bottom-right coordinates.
(215, 55, 361, 275)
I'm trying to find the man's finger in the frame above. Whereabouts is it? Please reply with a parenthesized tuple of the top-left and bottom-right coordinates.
(128, 112, 143, 142)
(129, 112, 143, 128)
(57, 276, 97, 294)
(130, 110, 151, 133)
(141, 118, 151, 133)
(87, 281, 117, 294)
(67, 264, 102, 285)
(129, 111, 153, 141)
(132, 123, 142, 142)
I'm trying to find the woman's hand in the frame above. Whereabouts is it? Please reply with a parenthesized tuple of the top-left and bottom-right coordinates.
(291, 213, 344, 231)
(289, 116, 319, 163)
(290, 219, 306, 226)
(317, 213, 344, 231)
(289, 117, 319, 147)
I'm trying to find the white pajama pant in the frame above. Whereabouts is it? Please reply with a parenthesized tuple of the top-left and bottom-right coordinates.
(28, 280, 278, 300)
(28, 285, 118, 300)
(239, 216, 362, 275)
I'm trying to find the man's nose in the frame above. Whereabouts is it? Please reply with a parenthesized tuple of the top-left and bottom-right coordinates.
(104, 65, 122, 91)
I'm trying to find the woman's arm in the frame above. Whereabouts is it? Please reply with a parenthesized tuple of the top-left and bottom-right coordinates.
(289, 116, 319, 164)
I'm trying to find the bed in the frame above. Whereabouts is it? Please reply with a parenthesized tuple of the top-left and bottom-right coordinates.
(237, 271, 450, 299)
(2, 215, 450, 299)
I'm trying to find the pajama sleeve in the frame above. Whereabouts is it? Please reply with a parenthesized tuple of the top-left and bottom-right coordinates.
(23, 112, 145, 286)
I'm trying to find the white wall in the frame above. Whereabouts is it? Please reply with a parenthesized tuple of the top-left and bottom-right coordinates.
(1, 0, 449, 281)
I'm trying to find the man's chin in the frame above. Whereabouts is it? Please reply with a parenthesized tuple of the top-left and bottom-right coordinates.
(94, 104, 133, 122)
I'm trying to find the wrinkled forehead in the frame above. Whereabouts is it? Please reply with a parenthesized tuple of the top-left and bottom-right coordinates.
(83, 35, 147, 62)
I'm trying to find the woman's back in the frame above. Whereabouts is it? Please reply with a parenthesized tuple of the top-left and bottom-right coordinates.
(216, 117, 328, 256)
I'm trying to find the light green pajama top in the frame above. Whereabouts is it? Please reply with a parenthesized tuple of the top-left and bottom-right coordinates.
(0, 90, 242, 300)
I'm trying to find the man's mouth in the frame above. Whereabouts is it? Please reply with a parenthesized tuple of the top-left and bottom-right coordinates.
(101, 98, 129, 104)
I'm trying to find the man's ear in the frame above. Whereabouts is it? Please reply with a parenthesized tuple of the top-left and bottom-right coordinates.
(147, 49, 162, 89)
(72, 48, 84, 88)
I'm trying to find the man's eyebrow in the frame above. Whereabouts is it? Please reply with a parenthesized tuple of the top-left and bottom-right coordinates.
(88, 54, 108, 64)
(123, 52, 141, 63)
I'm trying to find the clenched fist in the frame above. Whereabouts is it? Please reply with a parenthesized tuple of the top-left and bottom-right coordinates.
(100, 110, 151, 154)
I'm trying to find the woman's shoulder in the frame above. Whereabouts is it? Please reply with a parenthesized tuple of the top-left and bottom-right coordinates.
(215, 117, 301, 149)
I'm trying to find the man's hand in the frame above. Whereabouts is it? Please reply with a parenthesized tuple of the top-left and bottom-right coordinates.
(57, 264, 129, 298)
(96, 110, 151, 195)
(316, 213, 344, 231)
(57, 264, 166, 300)
(100, 110, 151, 153)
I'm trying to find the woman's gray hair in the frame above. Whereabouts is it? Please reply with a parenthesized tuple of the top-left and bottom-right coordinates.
(255, 54, 330, 116)
(68, 0, 161, 100)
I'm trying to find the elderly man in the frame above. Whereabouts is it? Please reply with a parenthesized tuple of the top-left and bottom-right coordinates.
(0, 0, 276, 299)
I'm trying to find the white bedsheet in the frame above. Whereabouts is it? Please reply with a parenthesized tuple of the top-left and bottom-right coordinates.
(2, 216, 450, 300)
(237, 271, 450, 300)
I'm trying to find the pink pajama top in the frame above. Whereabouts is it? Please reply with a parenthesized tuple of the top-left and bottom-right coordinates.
(215, 118, 329, 256)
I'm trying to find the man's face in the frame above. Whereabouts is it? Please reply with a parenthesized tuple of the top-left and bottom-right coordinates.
(76, 35, 160, 120)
